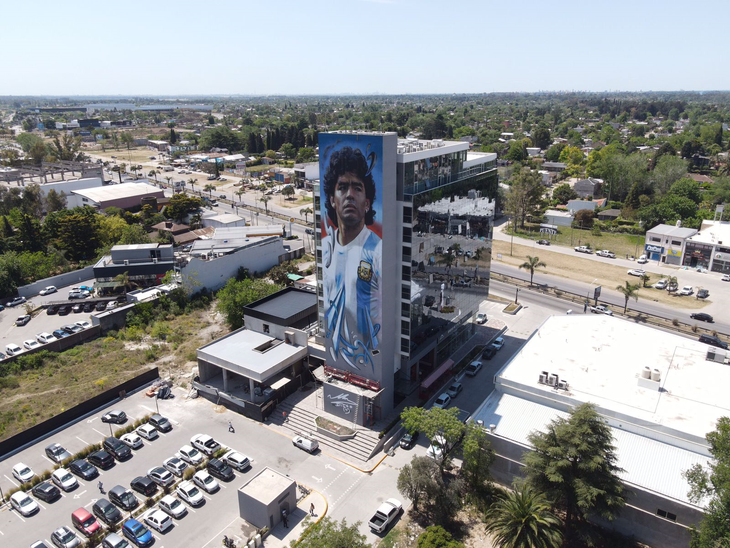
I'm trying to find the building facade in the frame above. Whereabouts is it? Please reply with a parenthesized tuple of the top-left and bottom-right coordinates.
(313, 132, 497, 425)
(644, 223, 698, 266)
(682, 218, 730, 273)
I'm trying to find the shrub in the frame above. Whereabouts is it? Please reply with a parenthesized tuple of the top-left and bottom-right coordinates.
(672, 318, 680, 326)
(183, 467, 195, 481)
(145, 497, 155, 508)
(691, 324, 698, 332)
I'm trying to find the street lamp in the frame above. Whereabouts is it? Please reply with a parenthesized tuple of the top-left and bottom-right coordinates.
(515, 287, 520, 304)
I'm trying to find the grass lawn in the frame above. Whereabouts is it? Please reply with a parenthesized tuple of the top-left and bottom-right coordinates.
(511, 225, 645, 258)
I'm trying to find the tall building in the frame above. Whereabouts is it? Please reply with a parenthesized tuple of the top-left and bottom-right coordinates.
(312, 132, 497, 425)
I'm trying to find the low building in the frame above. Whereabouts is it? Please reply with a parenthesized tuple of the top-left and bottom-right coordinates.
(37, 176, 104, 198)
(67, 182, 163, 210)
(574, 177, 602, 198)
(201, 212, 249, 229)
(542, 161, 567, 173)
(473, 315, 721, 548)
(644, 223, 698, 265)
(596, 208, 621, 221)
(93, 244, 175, 290)
(682, 218, 730, 272)
(237, 467, 296, 529)
(566, 198, 607, 214)
(544, 209, 573, 227)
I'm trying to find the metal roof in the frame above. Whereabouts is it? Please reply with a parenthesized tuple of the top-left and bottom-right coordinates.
(647, 224, 698, 239)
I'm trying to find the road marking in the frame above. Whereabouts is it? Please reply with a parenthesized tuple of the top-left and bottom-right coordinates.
(312, 476, 322, 483)
(76, 436, 89, 445)
(35, 500, 46, 511)
(93, 428, 106, 437)
(12, 511, 25, 523)
(3, 475, 18, 487)
(42, 455, 54, 464)
(87, 417, 98, 423)
(325, 464, 336, 471)
(200, 517, 241, 548)
(74, 489, 87, 499)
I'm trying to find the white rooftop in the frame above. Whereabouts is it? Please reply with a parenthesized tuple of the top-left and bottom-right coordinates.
(648, 223, 698, 239)
(545, 209, 572, 218)
(72, 182, 161, 202)
(688, 220, 730, 247)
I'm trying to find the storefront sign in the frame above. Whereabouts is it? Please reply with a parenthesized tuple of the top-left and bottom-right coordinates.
(667, 249, 682, 257)
(645, 244, 664, 254)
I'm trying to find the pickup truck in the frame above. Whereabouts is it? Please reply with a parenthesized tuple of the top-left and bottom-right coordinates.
(590, 304, 613, 316)
(369, 499, 402, 533)
(574, 246, 592, 254)
(596, 250, 615, 258)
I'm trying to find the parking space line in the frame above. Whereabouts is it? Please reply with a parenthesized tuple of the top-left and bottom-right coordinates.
(12, 511, 25, 523)
(3, 474, 18, 487)
(93, 428, 106, 437)
(76, 436, 89, 445)
(42, 455, 54, 465)
(201, 517, 240, 548)
(35, 500, 46, 511)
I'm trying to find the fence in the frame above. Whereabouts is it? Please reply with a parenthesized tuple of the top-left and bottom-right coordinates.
(17, 266, 96, 298)
(0, 368, 159, 460)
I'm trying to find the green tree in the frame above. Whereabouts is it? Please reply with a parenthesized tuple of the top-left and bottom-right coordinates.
(296, 147, 316, 163)
(148, 170, 158, 184)
(461, 422, 495, 494)
(484, 485, 564, 548)
(117, 224, 151, 245)
(268, 261, 301, 286)
(518, 255, 546, 287)
(531, 127, 551, 150)
(615, 280, 641, 313)
(651, 155, 688, 196)
(417, 525, 464, 548)
(401, 406, 465, 470)
(279, 143, 296, 160)
(187, 178, 197, 193)
(29, 139, 48, 166)
(204, 184, 215, 198)
(199, 126, 242, 152)
(668, 178, 702, 204)
(572, 208, 595, 229)
(120, 132, 134, 151)
(524, 403, 625, 538)
(53, 209, 101, 261)
(291, 517, 370, 548)
(16, 132, 45, 153)
(684, 417, 730, 548)
(506, 140, 527, 162)
(216, 277, 283, 329)
(552, 183, 577, 204)
(397, 455, 441, 512)
(113, 271, 136, 293)
(97, 215, 129, 247)
(505, 169, 544, 229)
(48, 133, 81, 161)
(300, 207, 313, 223)
(166, 193, 203, 223)
(282, 185, 295, 200)
(545, 143, 566, 163)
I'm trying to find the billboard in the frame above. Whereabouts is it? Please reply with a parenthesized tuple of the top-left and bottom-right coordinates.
(319, 133, 384, 375)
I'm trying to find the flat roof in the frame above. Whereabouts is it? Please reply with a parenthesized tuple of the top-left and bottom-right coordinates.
(496, 315, 730, 450)
(688, 220, 730, 246)
(239, 467, 294, 501)
(647, 224, 698, 239)
(73, 182, 161, 202)
(245, 288, 316, 320)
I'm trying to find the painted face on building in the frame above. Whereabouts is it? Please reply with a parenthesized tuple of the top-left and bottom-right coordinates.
(330, 172, 371, 231)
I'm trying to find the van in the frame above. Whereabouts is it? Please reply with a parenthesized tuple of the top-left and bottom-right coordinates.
(699, 334, 728, 350)
(292, 434, 319, 453)
(72, 507, 101, 536)
(163, 165, 174, 172)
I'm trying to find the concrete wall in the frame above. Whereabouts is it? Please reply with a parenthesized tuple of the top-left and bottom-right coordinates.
(18, 266, 96, 298)
(237, 478, 296, 529)
(243, 318, 309, 347)
(38, 177, 103, 197)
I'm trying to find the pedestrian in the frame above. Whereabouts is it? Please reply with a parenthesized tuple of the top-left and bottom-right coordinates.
(309, 502, 315, 516)
(98, 481, 103, 493)
(281, 509, 288, 528)
(228, 420, 234, 433)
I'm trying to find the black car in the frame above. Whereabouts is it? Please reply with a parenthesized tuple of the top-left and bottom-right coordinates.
(58, 305, 72, 316)
(148, 414, 172, 432)
(95, 301, 107, 312)
(130, 476, 158, 497)
(207, 458, 235, 482)
(83, 301, 96, 312)
(424, 295, 436, 307)
(101, 410, 127, 424)
(536, 239, 550, 245)
(69, 459, 99, 481)
(32, 481, 61, 502)
(691, 312, 714, 323)
(399, 431, 419, 450)
(104, 437, 132, 461)
(482, 346, 497, 360)
(699, 334, 728, 350)
(87, 450, 115, 470)
(47, 305, 60, 315)
(93, 497, 123, 526)
(109, 485, 139, 511)
(697, 289, 710, 299)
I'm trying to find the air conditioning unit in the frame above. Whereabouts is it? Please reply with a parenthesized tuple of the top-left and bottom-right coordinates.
(558, 380, 569, 390)
(124, 259, 129, 265)
(153, 258, 158, 263)
(548, 374, 559, 387)
(538, 372, 548, 384)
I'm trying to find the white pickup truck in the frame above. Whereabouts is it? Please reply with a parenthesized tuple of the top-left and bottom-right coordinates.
(596, 250, 616, 258)
(369, 499, 402, 533)
(590, 304, 613, 316)
(574, 245, 593, 254)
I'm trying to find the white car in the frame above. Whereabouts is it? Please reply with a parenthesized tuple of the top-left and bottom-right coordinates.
(51, 468, 79, 491)
(39, 286, 57, 295)
(491, 337, 505, 350)
(163, 457, 188, 477)
(120, 432, 143, 449)
(627, 268, 646, 277)
(137, 424, 159, 440)
(5, 344, 22, 356)
(426, 434, 447, 461)
(144, 509, 173, 533)
(654, 279, 668, 290)
(723, 274, 730, 282)
(464, 360, 482, 376)
(637, 255, 648, 264)
(193, 470, 219, 494)
(12, 462, 34, 483)
(178, 445, 203, 466)
(176, 480, 204, 507)
(10, 490, 39, 516)
(433, 393, 451, 409)
(223, 450, 250, 472)
(75, 321, 91, 330)
(190, 434, 220, 455)
(475, 313, 487, 324)
(37, 332, 56, 344)
(158, 494, 187, 519)
(23, 339, 41, 350)
(679, 285, 694, 296)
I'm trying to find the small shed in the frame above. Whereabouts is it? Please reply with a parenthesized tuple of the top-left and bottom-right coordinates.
(237, 467, 296, 529)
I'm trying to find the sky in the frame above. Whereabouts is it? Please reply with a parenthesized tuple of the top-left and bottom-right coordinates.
(2, 0, 729, 96)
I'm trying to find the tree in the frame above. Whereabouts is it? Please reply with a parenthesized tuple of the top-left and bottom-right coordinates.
(651, 155, 688, 196)
(668, 178, 702, 204)
(166, 193, 203, 223)
(199, 126, 242, 152)
(113, 271, 135, 293)
(268, 261, 301, 286)
(29, 139, 48, 166)
(615, 280, 640, 313)
(545, 143, 566, 163)
(260, 195, 271, 215)
(524, 403, 625, 539)
(292, 517, 370, 548)
(417, 525, 464, 548)
(282, 185, 295, 200)
(216, 277, 284, 329)
(120, 132, 134, 151)
(296, 147, 316, 163)
(279, 143, 296, 160)
(48, 134, 81, 161)
(484, 485, 564, 548)
(552, 183, 577, 204)
(187, 178, 197, 193)
(401, 406, 465, 470)
(684, 417, 730, 548)
(148, 170, 158, 184)
(506, 140, 527, 162)
(505, 169, 544, 229)
(531, 127, 551, 150)
(204, 184, 215, 198)
(52, 208, 101, 261)
(300, 207, 313, 223)
(461, 422, 495, 494)
(518, 256, 546, 287)
(397, 456, 441, 512)
(118, 224, 151, 245)
(572, 208, 595, 229)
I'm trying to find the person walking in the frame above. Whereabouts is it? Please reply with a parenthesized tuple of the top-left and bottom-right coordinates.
(309, 502, 315, 516)
(98, 481, 104, 493)
(228, 420, 234, 433)
(281, 509, 288, 528)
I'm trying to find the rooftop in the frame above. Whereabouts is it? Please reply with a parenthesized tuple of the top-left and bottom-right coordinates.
(72, 182, 162, 202)
(239, 467, 294, 501)
(647, 224, 698, 239)
(689, 220, 730, 247)
(244, 287, 317, 323)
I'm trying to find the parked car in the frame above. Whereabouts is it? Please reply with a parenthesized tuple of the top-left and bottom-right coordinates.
(95, 301, 107, 312)
(58, 305, 72, 315)
(158, 494, 187, 519)
(222, 450, 250, 472)
(93, 498, 123, 526)
(104, 437, 132, 461)
(424, 295, 436, 307)
(723, 274, 730, 282)
(7, 296, 27, 307)
(69, 459, 99, 481)
(72, 303, 83, 313)
(83, 302, 96, 313)
(678, 285, 694, 296)
(699, 334, 728, 350)
(5, 343, 22, 356)
(690, 312, 714, 323)
(46, 443, 72, 463)
(163, 457, 188, 477)
(491, 336, 505, 350)
(102, 410, 127, 424)
(399, 431, 419, 450)
(51, 526, 81, 548)
(72, 507, 101, 536)
(697, 289, 710, 299)
(590, 304, 613, 316)
(109, 485, 139, 511)
(52, 329, 70, 339)
(464, 360, 482, 376)
(37, 332, 56, 344)
(596, 250, 616, 258)
(101, 533, 128, 548)
(627, 269, 646, 277)
(433, 393, 451, 409)
(75, 320, 91, 329)
(207, 458, 235, 482)
(122, 518, 153, 547)
(193, 470, 220, 493)
(32, 481, 61, 502)
(446, 382, 463, 399)
(39, 286, 57, 295)
(292, 434, 319, 453)
(654, 279, 668, 289)
(51, 468, 79, 491)
(147, 466, 174, 487)
(176, 480, 204, 507)
(144, 509, 173, 533)
(11, 490, 39, 516)
(369, 498, 402, 533)
(637, 254, 648, 264)
(426, 434, 447, 461)
(131, 476, 158, 497)
(137, 424, 159, 440)
(12, 462, 34, 483)
(149, 413, 172, 432)
(47, 305, 60, 315)
(191, 434, 220, 455)
(482, 346, 497, 360)
(24, 339, 41, 350)
(475, 313, 487, 324)
(87, 450, 115, 470)
(178, 444, 203, 465)
(120, 432, 143, 449)
(16, 315, 31, 326)
(536, 239, 550, 245)
(574, 246, 592, 254)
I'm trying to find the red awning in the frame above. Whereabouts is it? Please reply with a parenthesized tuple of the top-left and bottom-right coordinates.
(420, 359, 454, 390)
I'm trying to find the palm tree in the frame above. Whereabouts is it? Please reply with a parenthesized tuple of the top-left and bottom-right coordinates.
(518, 255, 546, 286)
(260, 195, 270, 215)
(164, 176, 173, 188)
(616, 280, 641, 313)
(204, 184, 215, 198)
(113, 271, 136, 294)
(187, 178, 197, 193)
(148, 170, 158, 185)
(485, 485, 564, 548)
(300, 207, 313, 223)
(666, 275, 678, 292)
